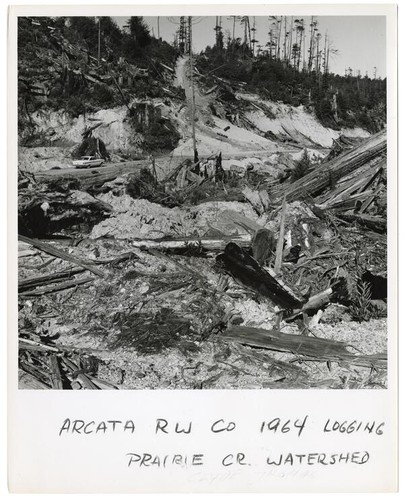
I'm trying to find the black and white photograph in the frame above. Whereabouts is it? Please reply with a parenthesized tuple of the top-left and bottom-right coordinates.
(16, 12, 390, 392)
(6, 2, 399, 494)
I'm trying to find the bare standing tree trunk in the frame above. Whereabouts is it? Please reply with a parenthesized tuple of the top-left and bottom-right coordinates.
(323, 32, 328, 74)
(283, 16, 287, 61)
(277, 16, 282, 60)
(308, 17, 314, 71)
(247, 16, 252, 51)
(288, 16, 294, 65)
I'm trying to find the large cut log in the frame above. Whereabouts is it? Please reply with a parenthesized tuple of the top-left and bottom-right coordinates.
(272, 130, 386, 202)
(18, 235, 105, 277)
(217, 242, 304, 309)
(33, 160, 148, 191)
(221, 325, 387, 369)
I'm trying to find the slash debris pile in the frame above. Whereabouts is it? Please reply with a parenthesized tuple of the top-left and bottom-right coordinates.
(18, 130, 388, 390)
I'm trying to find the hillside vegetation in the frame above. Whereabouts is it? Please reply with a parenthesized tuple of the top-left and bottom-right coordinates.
(18, 16, 180, 145)
(197, 42, 386, 133)
(18, 16, 386, 153)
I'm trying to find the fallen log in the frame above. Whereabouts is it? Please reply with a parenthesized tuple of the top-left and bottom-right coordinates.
(19, 338, 60, 352)
(129, 234, 252, 252)
(33, 160, 147, 191)
(19, 277, 94, 296)
(19, 267, 85, 292)
(272, 131, 386, 202)
(335, 213, 386, 233)
(221, 325, 387, 369)
(216, 242, 304, 309)
(18, 235, 105, 277)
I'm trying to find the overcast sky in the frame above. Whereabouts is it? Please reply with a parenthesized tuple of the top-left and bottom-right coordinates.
(115, 15, 386, 78)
